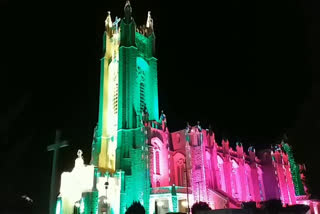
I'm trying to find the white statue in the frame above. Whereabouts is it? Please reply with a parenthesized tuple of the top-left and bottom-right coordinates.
(146, 11, 153, 29)
(77, 149, 83, 159)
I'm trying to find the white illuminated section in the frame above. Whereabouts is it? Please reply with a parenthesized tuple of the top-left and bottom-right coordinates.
(75, 201, 80, 208)
(80, 198, 85, 213)
(55, 200, 61, 214)
(96, 175, 121, 214)
(107, 58, 119, 136)
(314, 203, 318, 214)
(59, 150, 94, 212)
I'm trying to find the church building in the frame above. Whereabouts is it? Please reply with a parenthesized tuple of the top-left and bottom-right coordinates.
(55, 1, 319, 214)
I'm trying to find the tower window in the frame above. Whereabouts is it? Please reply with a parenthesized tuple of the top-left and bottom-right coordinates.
(155, 150, 160, 175)
(140, 82, 145, 112)
(177, 165, 185, 186)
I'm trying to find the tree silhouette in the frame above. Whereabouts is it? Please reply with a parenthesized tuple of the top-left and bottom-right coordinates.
(125, 201, 145, 214)
(262, 199, 282, 214)
(191, 201, 211, 214)
(241, 201, 256, 209)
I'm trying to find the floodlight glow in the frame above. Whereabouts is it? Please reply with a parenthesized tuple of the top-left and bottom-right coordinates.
(80, 198, 85, 213)
(157, 201, 164, 207)
(181, 201, 188, 208)
(55, 200, 61, 214)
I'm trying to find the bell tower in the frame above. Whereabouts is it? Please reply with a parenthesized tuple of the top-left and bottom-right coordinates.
(91, 1, 159, 212)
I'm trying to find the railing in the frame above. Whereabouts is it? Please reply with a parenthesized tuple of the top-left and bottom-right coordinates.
(151, 186, 192, 194)
(151, 187, 171, 194)
(176, 186, 192, 194)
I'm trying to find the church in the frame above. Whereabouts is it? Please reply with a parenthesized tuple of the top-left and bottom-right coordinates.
(54, 1, 319, 214)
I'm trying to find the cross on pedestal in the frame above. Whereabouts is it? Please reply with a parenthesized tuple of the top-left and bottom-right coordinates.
(47, 130, 68, 214)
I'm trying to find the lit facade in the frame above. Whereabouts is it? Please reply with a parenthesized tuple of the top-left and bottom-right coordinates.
(55, 1, 319, 214)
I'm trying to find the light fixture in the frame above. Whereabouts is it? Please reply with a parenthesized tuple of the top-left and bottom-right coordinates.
(157, 201, 164, 207)
(181, 200, 188, 208)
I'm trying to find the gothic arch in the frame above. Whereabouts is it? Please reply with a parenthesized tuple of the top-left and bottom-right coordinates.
(245, 163, 252, 201)
(257, 166, 265, 201)
(151, 137, 163, 149)
(173, 152, 186, 186)
(217, 155, 226, 192)
(151, 137, 163, 176)
(231, 159, 241, 199)
(149, 131, 164, 145)
(206, 151, 214, 189)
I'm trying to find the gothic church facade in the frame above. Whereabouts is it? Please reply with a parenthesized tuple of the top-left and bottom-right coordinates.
(55, 2, 318, 214)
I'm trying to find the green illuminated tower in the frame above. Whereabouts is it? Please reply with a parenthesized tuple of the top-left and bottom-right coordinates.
(91, 1, 158, 212)
(282, 141, 306, 196)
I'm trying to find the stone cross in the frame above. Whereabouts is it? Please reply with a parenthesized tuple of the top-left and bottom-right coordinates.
(77, 149, 83, 158)
(47, 130, 68, 214)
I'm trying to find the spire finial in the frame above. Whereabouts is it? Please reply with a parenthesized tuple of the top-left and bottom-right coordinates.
(105, 11, 113, 28)
(146, 11, 153, 29)
(124, 0, 132, 23)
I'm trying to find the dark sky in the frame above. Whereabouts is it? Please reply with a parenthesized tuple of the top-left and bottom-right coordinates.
(5, 0, 320, 213)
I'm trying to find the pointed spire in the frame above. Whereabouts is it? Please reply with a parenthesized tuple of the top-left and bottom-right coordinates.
(146, 11, 153, 29)
(105, 11, 113, 29)
(124, 0, 132, 23)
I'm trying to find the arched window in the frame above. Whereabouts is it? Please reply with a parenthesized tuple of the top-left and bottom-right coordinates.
(176, 159, 185, 186)
(206, 151, 213, 189)
(155, 150, 160, 175)
(257, 167, 265, 201)
(245, 163, 252, 201)
(136, 57, 149, 114)
(173, 153, 186, 186)
(140, 81, 145, 112)
(231, 159, 240, 199)
(217, 155, 226, 192)
(151, 138, 162, 176)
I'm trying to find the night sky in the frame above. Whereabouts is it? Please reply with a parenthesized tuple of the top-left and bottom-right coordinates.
(5, 0, 320, 213)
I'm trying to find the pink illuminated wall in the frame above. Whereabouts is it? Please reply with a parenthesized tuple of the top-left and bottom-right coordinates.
(148, 125, 311, 211)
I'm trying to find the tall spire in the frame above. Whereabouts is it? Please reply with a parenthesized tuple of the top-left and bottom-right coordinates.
(146, 11, 153, 30)
(124, 0, 132, 24)
(105, 11, 113, 28)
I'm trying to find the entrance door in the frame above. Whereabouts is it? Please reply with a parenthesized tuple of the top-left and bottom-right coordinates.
(155, 199, 169, 214)
(178, 199, 188, 213)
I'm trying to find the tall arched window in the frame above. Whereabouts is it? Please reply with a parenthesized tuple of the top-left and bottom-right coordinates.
(177, 165, 184, 186)
(257, 167, 265, 201)
(217, 155, 226, 192)
(173, 153, 186, 186)
(245, 163, 252, 201)
(155, 150, 160, 175)
(206, 151, 213, 189)
(140, 81, 145, 112)
(231, 159, 240, 199)
(136, 57, 149, 114)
